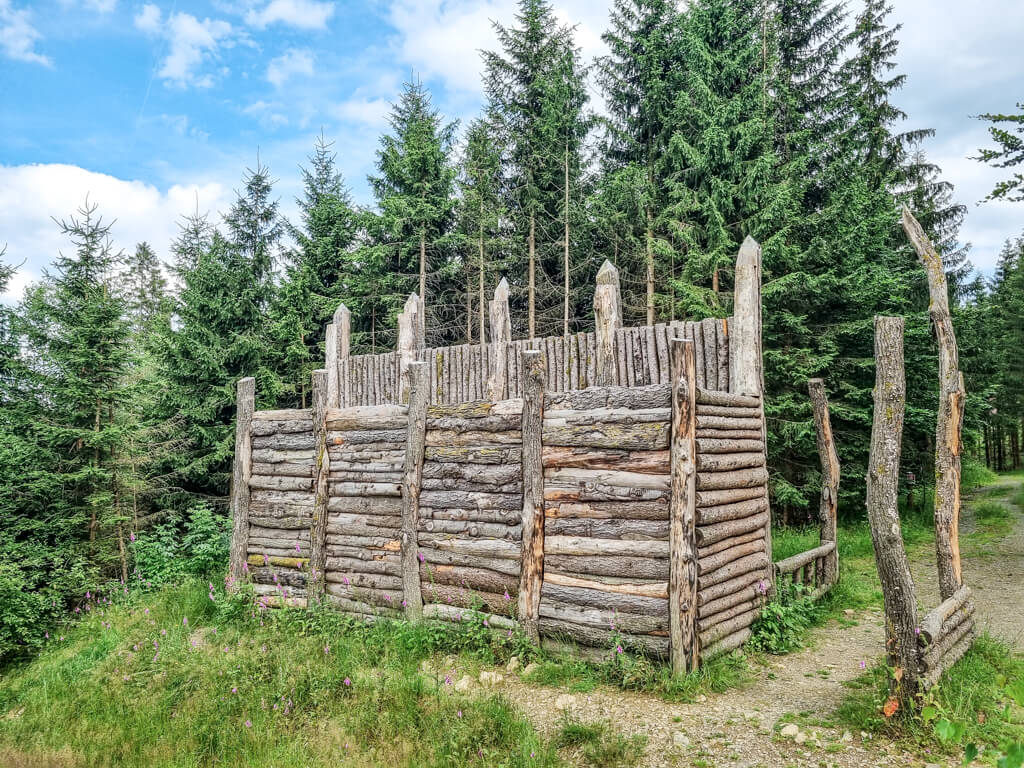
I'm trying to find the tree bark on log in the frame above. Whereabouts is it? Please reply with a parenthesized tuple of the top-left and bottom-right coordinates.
(544, 554, 669, 580)
(400, 362, 428, 620)
(866, 315, 920, 699)
(228, 377, 255, 586)
(918, 585, 972, 645)
(544, 384, 670, 411)
(696, 452, 764, 472)
(545, 500, 669, 521)
(252, 419, 312, 436)
(697, 497, 768, 526)
(518, 350, 545, 642)
(698, 552, 769, 588)
(595, 261, 622, 386)
(252, 433, 315, 450)
(541, 447, 669, 474)
(425, 446, 522, 464)
(808, 378, 840, 587)
(902, 207, 965, 601)
(695, 467, 768, 492)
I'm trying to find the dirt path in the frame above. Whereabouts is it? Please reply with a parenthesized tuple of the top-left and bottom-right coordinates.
(495, 475, 1024, 768)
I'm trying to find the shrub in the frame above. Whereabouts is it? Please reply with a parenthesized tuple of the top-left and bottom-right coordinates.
(131, 503, 229, 587)
(747, 581, 822, 654)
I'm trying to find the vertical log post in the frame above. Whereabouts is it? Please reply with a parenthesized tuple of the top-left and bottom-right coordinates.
(594, 260, 622, 386)
(902, 207, 965, 601)
(228, 377, 255, 587)
(729, 236, 772, 593)
(327, 302, 351, 408)
(398, 292, 424, 404)
(808, 378, 840, 587)
(518, 350, 546, 642)
(670, 338, 699, 673)
(488, 278, 512, 401)
(866, 316, 920, 699)
(309, 369, 330, 602)
(401, 362, 428, 621)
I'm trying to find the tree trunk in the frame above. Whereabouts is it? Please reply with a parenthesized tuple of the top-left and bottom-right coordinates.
(866, 315, 920, 700)
(808, 379, 840, 586)
(529, 213, 536, 340)
(518, 350, 545, 641)
(228, 378, 256, 586)
(646, 205, 655, 326)
(401, 362, 428, 620)
(478, 209, 486, 346)
(419, 232, 426, 308)
(564, 144, 571, 338)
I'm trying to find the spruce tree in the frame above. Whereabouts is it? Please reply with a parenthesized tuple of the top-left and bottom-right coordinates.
(974, 100, 1024, 203)
(124, 241, 168, 333)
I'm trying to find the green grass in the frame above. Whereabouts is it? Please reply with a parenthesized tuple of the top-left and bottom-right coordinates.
(553, 716, 646, 768)
(834, 634, 1024, 761)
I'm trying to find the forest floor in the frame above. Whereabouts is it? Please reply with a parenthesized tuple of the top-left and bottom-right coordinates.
(489, 473, 1024, 768)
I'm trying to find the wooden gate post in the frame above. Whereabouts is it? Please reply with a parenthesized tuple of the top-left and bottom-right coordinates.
(228, 376, 255, 587)
(594, 260, 622, 386)
(902, 207, 965, 601)
(670, 338, 699, 673)
(866, 316, 920, 699)
(309, 369, 330, 602)
(488, 278, 511, 401)
(808, 378, 840, 587)
(398, 293, 424, 404)
(518, 350, 546, 641)
(401, 362, 428, 621)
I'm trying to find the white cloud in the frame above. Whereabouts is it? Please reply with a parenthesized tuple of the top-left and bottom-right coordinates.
(267, 48, 314, 87)
(137, 9, 235, 88)
(243, 100, 290, 128)
(59, 0, 118, 12)
(245, 0, 334, 30)
(0, 164, 231, 302)
(333, 96, 391, 128)
(0, 0, 51, 66)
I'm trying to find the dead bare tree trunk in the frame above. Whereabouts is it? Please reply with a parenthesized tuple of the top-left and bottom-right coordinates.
(866, 315, 920, 701)
(528, 213, 536, 340)
(564, 144, 571, 338)
(808, 378, 839, 586)
(901, 207, 964, 601)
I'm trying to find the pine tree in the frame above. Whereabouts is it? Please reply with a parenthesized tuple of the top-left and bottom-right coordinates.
(124, 241, 168, 333)
(366, 78, 457, 347)
(974, 100, 1024, 202)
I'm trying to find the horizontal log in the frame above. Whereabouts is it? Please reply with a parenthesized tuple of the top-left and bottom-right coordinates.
(695, 429, 763, 440)
(326, 520, 402, 538)
(424, 446, 522, 464)
(922, 624, 976, 689)
(421, 506, 521, 524)
(248, 539, 308, 556)
(696, 452, 764, 473)
(328, 429, 408, 445)
(422, 603, 517, 628)
(419, 518, 521, 540)
(700, 598, 760, 631)
(698, 539, 765, 575)
(541, 447, 669, 474)
(774, 542, 836, 575)
(417, 534, 521, 559)
(251, 501, 314, 518)
(249, 515, 312, 530)
(699, 553, 770, 589)
(252, 462, 314, 478)
(919, 585, 973, 645)
(544, 467, 670, 492)
(695, 438, 765, 455)
(700, 626, 752, 661)
(542, 422, 669, 451)
(544, 536, 669, 558)
(246, 554, 308, 569)
(699, 606, 761, 646)
(696, 415, 762, 432)
(327, 448, 405, 463)
(698, 581, 761, 619)
(251, 418, 310, 436)
(252, 433, 314, 451)
(419, 548, 522, 576)
(420, 583, 514, 615)
(330, 513, 403, 531)
(421, 477, 523, 494)
(327, 496, 402, 516)
(541, 583, 668, 617)
(544, 517, 669, 539)
(425, 430, 521, 446)
(695, 389, 760, 408)
(249, 474, 313, 493)
(250, 567, 308, 588)
(326, 594, 402, 618)
(419, 563, 518, 594)
(426, 399, 523, 419)
(699, 572, 766, 606)
(324, 545, 400, 562)
(427, 415, 521, 432)
(543, 407, 671, 425)
(696, 468, 769, 492)
(422, 462, 523, 485)
(697, 497, 768, 526)
(325, 570, 403, 591)
(328, 481, 402, 497)
(253, 409, 312, 421)
(695, 486, 765, 508)
(698, 528, 764, 558)
(545, 500, 669, 521)
(696, 512, 769, 546)
(247, 545, 309, 560)
(538, 617, 669, 656)
(251, 448, 315, 465)
(540, 599, 668, 633)
(324, 582, 401, 607)
(544, 384, 670, 411)
(419, 490, 521, 511)
(324, 533, 400, 551)
(923, 606, 976, 667)
(329, 460, 404, 474)
(545, 554, 669, 580)
(326, 556, 401, 576)
(544, 571, 668, 598)
(249, 525, 310, 542)
(545, 483, 667, 504)
(325, 406, 407, 431)
(695, 405, 761, 419)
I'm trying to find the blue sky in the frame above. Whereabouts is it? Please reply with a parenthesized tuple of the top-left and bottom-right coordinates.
(1, 0, 1021, 300)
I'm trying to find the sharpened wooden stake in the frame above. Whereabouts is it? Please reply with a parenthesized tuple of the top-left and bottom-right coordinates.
(518, 350, 546, 641)
(401, 362, 428, 620)
(398, 293, 424, 404)
(670, 338, 699, 673)
(488, 278, 511, 401)
(594, 261, 622, 386)
(228, 377, 255, 587)
(308, 369, 329, 602)
(808, 378, 840, 587)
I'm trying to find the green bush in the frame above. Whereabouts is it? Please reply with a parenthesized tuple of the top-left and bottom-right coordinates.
(131, 503, 229, 587)
(747, 581, 822, 654)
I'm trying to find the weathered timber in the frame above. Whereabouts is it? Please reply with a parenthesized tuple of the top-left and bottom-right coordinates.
(253, 409, 312, 421)
(324, 405, 408, 431)
(699, 552, 769, 589)
(251, 448, 315, 464)
(699, 606, 760, 646)
(696, 452, 764, 473)
(422, 603, 517, 628)
(247, 545, 309, 561)
(544, 536, 669, 558)
(247, 553, 309, 569)
(701, 627, 751, 661)
(421, 462, 522, 485)
(425, 429, 522, 446)
(866, 315, 920, 697)
(699, 571, 767, 605)
(518, 349, 545, 642)
(903, 208, 965, 602)
(249, 474, 313, 492)
(421, 477, 524, 494)
(399, 362, 427, 620)
(695, 405, 761, 419)
(696, 389, 759, 408)
(698, 528, 764, 558)
(327, 513, 403, 531)
(919, 585, 973, 645)
(774, 542, 836, 575)
(426, 414, 521, 433)
(325, 580, 400, 605)
(249, 525, 311, 542)
(324, 571, 402, 591)
(538, 618, 669, 656)
(251, 489, 314, 507)
(252, 462, 314, 478)
(543, 467, 670, 491)
(327, 429, 408, 445)
(251, 419, 311, 436)
(695, 438, 764, 455)
(544, 555, 669, 580)
(487, 278, 511, 400)
(397, 292, 424, 404)
(249, 515, 312, 530)
(542, 421, 670, 450)
(418, 489, 521, 510)
(326, 496, 402, 515)
(250, 567, 308, 588)
(421, 506, 520, 524)
(544, 481, 667, 504)
(251, 502, 314, 520)
(541, 583, 668, 617)
(694, 486, 764, 508)
(417, 534, 521, 559)
(541, 447, 669, 474)
(326, 557, 401, 576)
(808, 378, 841, 588)
(698, 582, 760, 619)
(922, 627, 975, 689)
(922, 611, 975, 670)
(696, 497, 768, 526)
(695, 467, 769, 492)
(544, 571, 668, 598)
(540, 599, 668, 633)
(700, 597, 760, 631)
(419, 519, 521, 540)
(328, 481, 402, 497)
(325, 533, 400, 551)
(326, 594, 402, 618)
(418, 548, 521, 576)
(544, 500, 669, 521)
(228, 377, 255, 585)
(419, 563, 518, 594)
(695, 415, 763, 432)
(425, 446, 522, 464)
(543, 384, 670, 411)
(252, 433, 315, 450)
(543, 407, 671, 424)
(696, 512, 770, 547)
(594, 261, 622, 387)
(697, 540, 765, 575)
(329, 468, 404, 482)
(331, 303, 351, 407)
(695, 429, 763, 440)
(324, 544, 400, 561)
(420, 583, 514, 615)
(544, 518, 669, 539)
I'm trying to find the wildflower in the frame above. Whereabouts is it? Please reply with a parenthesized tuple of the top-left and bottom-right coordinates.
(401, 599, 407, 608)
(342, 576, 350, 586)
(129, 532, 136, 542)
(417, 551, 425, 563)
(503, 589, 510, 601)
(263, 554, 269, 565)
(144, 608, 149, 616)
(242, 562, 249, 572)
(183, 617, 188, 626)
(457, 710, 462, 718)
(616, 645, 623, 654)
(383, 594, 391, 602)
(152, 654, 158, 662)
(445, 674, 452, 686)
(161, 629, 167, 636)
(86, 591, 91, 599)
(245, 720, 252, 728)
(45, 632, 49, 639)
(859, 660, 866, 669)
(344, 678, 351, 686)
(232, 687, 238, 694)
(483, 619, 489, 627)
(295, 543, 301, 553)
(914, 627, 921, 636)
(324, 645, 330, 655)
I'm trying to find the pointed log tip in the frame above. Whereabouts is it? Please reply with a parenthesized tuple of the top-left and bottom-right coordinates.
(739, 235, 761, 254)
(333, 302, 350, 320)
(403, 292, 421, 313)
(596, 259, 619, 285)
(494, 277, 510, 300)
